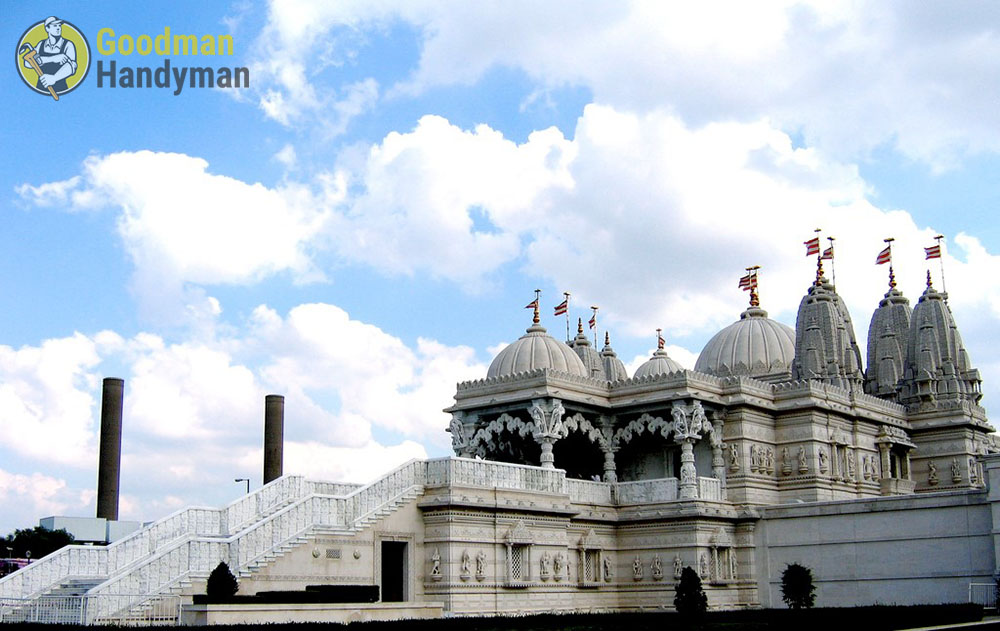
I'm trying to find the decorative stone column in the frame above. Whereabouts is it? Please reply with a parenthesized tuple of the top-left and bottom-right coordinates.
(879, 444, 891, 479)
(711, 416, 726, 491)
(672, 401, 709, 500)
(448, 412, 476, 458)
(679, 440, 698, 499)
(599, 415, 618, 483)
(530, 399, 567, 469)
(904, 451, 912, 480)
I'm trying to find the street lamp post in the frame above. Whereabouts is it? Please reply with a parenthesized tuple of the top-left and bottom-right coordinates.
(234, 478, 250, 495)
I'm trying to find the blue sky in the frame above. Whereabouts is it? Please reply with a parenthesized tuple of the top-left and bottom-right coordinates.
(2, 1, 1000, 535)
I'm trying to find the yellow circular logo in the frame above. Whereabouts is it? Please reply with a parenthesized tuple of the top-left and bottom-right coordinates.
(15, 17, 91, 100)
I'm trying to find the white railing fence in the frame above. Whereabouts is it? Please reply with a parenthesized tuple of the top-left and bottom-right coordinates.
(0, 474, 313, 600)
(969, 582, 997, 608)
(0, 595, 180, 626)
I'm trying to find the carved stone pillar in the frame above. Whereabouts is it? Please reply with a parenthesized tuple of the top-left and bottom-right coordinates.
(711, 419, 725, 490)
(602, 449, 618, 483)
(904, 451, 912, 480)
(530, 399, 567, 470)
(679, 440, 698, 499)
(879, 444, 891, 479)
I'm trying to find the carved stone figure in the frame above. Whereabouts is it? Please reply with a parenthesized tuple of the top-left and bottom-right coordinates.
(553, 552, 565, 581)
(476, 550, 487, 580)
(781, 447, 792, 475)
(699, 552, 709, 580)
(928, 460, 938, 485)
(952, 458, 961, 483)
(729, 444, 740, 471)
(673, 555, 683, 579)
(729, 551, 738, 580)
(846, 451, 856, 480)
(651, 554, 663, 580)
(603, 556, 613, 582)
(818, 449, 829, 473)
(430, 548, 442, 581)
(633, 555, 643, 580)
(798, 446, 808, 474)
(764, 448, 774, 474)
(969, 457, 979, 485)
(540, 551, 552, 579)
(460, 549, 471, 580)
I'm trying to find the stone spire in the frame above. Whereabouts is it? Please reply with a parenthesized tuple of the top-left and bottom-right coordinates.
(600, 332, 629, 382)
(571, 318, 605, 379)
(790, 276, 864, 389)
(863, 284, 912, 400)
(898, 272, 981, 405)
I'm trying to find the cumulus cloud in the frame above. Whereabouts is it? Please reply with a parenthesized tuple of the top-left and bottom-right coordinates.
(0, 470, 89, 528)
(256, 1, 1000, 168)
(0, 335, 101, 466)
(17, 151, 326, 324)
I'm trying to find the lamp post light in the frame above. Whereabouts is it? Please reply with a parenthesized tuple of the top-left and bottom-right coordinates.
(235, 478, 250, 495)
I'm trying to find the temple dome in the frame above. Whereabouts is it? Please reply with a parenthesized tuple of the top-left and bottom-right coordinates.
(634, 347, 684, 379)
(487, 322, 589, 379)
(695, 306, 795, 380)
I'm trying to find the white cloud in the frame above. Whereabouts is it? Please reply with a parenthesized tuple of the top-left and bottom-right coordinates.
(251, 303, 485, 444)
(0, 470, 87, 528)
(17, 151, 327, 324)
(258, 1, 1000, 167)
(327, 115, 574, 287)
(0, 335, 99, 466)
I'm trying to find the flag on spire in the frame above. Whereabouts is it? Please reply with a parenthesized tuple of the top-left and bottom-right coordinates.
(588, 314, 596, 329)
(525, 298, 539, 310)
(554, 298, 568, 316)
(875, 246, 892, 265)
(804, 237, 820, 256)
(925, 245, 941, 260)
(656, 329, 665, 349)
(821, 245, 834, 260)
(738, 273, 754, 290)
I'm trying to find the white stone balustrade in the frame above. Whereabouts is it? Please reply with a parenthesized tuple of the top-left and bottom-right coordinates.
(0, 475, 313, 600)
(425, 457, 566, 493)
(615, 478, 680, 504)
(564, 478, 614, 504)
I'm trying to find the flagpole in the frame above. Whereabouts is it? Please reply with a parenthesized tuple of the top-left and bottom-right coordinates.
(591, 306, 599, 346)
(814, 228, 823, 285)
(935, 235, 947, 295)
(827, 236, 836, 287)
(564, 292, 571, 342)
(749, 265, 760, 307)
(533, 289, 541, 324)
(884, 237, 895, 289)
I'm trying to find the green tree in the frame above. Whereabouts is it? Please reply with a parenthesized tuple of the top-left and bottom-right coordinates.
(1, 526, 75, 559)
(674, 566, 708, 619)
(781, 562, 816, 609)
(206, 561, 239, 600)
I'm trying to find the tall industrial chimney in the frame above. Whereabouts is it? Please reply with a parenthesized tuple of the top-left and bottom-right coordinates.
(96, 377, 124, 520)
(263, 394, 284, 485)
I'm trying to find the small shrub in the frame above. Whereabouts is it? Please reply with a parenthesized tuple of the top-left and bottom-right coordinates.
(206, 561, 239, 600)
(781, 562, 815, 609)
(674, 566, 708, 619)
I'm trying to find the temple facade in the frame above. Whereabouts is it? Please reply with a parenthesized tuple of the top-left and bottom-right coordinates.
(2, 271, 999, 624)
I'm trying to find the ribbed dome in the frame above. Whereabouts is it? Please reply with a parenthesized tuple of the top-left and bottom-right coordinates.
(487, 322, 589, 379)
(634, 347, 684, 379)
(695, 306, 795, 380)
